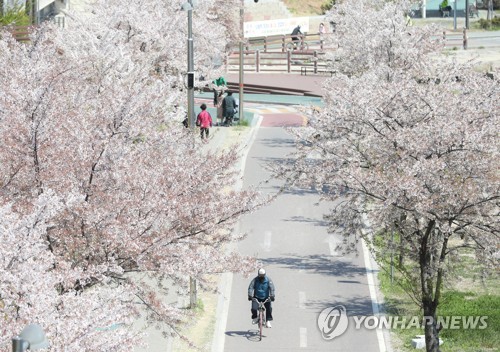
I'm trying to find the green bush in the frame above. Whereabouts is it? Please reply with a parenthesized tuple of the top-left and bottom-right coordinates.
(478, 16, 500, 30)
(321, 0, 337, 14)
(0, 5, 30, 26)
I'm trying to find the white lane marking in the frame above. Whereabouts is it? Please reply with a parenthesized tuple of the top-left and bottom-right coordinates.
(300, 327, 307, 348)
(211, 272, 233, 352)
(235, 115, 263, 188)
(328, 235, 337, 256)
(263, 230, 272, 252)
(299, 291, 306, 309)
(325, 235, 340, 257)
(362, 238, 388, 352)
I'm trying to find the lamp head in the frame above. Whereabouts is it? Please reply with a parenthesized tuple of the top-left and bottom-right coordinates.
(19, 324, 49, 350)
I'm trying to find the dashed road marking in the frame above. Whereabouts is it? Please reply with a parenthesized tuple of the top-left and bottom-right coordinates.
(299, 291, 306, 309)
(300, 327, 307, 348)
(263, 230, 272, 252)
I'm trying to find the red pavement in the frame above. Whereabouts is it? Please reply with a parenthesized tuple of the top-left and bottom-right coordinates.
(259, 113, 306, 127)
(225, 72, 327, 97)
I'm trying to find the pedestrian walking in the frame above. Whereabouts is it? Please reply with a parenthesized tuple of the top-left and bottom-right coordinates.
(196, 103, 213, 141)
(319, 22, 326, 34)
(319, 22, 326, 41)
(222, 91, 237, 126)
(216, 91, 224, 126)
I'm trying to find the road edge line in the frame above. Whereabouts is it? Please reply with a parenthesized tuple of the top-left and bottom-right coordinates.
(362, 238, 389, 352)
(210, 114, 263, 352)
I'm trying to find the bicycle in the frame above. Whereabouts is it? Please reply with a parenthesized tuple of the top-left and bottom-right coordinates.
(252, 297, 271, 341)
(286, 37, 309, 51)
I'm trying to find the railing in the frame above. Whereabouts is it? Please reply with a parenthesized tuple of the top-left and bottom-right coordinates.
(228, 32, 336, 75)
(1, 25, 34, 42)
(443, 29, 469, 49)
(442, 29, 500, 50)
(246, 33, 328, 53)
(227, 49, 334, 75)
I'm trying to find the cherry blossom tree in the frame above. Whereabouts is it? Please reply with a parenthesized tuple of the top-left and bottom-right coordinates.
(280, 1, 499, 351)
(0, 0, 262, 350)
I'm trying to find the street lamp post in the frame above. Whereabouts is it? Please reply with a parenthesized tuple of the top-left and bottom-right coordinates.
(239, 0, 244, 123)
(239, 0, 259, 123)
(12, 324, 49, 352)
(186, 0, 195, 128)
(181, 0, 197, 307)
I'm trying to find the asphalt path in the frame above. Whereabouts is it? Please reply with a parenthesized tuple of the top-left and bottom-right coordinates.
(215, 114, 388, 352)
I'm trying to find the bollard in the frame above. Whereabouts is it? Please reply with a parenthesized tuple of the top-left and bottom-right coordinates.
(314, 51, 318, 74)
(287, 50, 291, 73)
(256, 50, 260, 73)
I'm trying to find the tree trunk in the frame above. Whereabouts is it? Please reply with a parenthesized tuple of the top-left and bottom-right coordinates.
(398, 233, 405, 267)
(419, 220, 441, 352)
(423, 301, 440, 352)
(487, 0, 493, 21)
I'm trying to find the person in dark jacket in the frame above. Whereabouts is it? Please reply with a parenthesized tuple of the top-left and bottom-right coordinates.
(222, 91, 237, 126)
(248, 268, 276, 328)
(291, 25, 302, 46)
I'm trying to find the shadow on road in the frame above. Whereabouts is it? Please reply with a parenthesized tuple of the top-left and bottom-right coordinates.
(258, 137, 295, 148)
(284, 215, 329, 227)
(263, 253, 367, 278)
(306, 296, 375, 316)
(225, 329, 266, 342)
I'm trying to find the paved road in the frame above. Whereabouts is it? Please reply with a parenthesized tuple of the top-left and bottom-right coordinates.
(215, 113, 387, 351)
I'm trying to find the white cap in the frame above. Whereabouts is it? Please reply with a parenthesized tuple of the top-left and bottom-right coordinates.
(258, 268, 266, 276)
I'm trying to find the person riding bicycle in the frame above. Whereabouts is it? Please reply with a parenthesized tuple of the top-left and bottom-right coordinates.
(248, 268, 275, 328)
(291, 25, 302, 48)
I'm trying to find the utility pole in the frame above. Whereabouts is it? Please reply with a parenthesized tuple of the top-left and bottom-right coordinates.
(453, 0, 457, 30)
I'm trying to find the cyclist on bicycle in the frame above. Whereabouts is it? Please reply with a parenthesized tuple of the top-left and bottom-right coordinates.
(248, 268, 275, 328)
(291, 25, 302, 48)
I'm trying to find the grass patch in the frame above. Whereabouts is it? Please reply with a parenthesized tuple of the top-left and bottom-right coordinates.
(281, 0, 327, 15)
(378, 261, 500, 351)
(236, 119, 250, 127)
(436, 292, 500, 350)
